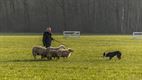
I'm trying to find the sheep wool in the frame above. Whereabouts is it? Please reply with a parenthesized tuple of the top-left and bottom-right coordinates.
(32, 46, 49, 59)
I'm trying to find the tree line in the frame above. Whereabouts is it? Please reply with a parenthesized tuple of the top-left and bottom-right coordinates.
(0, 0, 142, 34)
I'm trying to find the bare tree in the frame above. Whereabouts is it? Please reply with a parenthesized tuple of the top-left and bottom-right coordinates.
(23, 0, 30, 32)
(55, 0, 67, 31)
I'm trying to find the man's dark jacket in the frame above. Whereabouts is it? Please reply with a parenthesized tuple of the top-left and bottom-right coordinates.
(42, 31, 53, 47)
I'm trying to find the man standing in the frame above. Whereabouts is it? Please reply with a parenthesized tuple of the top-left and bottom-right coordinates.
(42, 27, 54, 48)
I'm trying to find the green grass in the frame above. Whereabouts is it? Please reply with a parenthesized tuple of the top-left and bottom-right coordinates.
(0, 35, 142, 80)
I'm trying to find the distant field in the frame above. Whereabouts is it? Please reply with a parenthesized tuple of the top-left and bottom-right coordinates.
(0, 35, 142, 80)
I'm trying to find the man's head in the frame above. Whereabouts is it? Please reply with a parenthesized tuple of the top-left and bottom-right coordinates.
(46, 26, 52, 32)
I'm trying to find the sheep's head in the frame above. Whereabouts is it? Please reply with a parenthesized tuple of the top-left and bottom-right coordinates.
(68, 48, 74, 52)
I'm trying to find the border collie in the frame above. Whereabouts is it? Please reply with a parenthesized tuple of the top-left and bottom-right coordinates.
(103, 51, 122, 60)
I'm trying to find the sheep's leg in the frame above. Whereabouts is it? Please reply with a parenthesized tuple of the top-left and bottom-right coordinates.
(50, 57, 52, 60)
(53, 57, 56, 59)
(47, 56, 52, 60)
(47, 57, 51, 60)
(47, 57, 49, 60)
(32, 52, 36, 59)
(57, 56, 60, 59)
(46, 53, 52, 60)
(33, 55, 36, 60)
(41, 56, 44, 59)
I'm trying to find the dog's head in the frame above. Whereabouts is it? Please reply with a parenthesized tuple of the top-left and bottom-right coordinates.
(103, 52, 106, 57)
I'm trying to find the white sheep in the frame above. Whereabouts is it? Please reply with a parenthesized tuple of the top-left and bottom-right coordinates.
(32, 46, 50, 59)
(39, 45, 66, 60)
(58, 48, 74, 58)
(49, 48, 74, 59)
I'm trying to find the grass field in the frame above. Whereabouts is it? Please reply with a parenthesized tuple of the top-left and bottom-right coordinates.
(0, 35, 142, 80)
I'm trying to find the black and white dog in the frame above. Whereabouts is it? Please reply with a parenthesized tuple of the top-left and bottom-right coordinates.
(103, 51, 122, 60)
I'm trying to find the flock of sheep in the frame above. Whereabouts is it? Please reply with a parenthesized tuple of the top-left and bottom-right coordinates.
(32, 45, 73, 60)
(32, 45, 122, 60)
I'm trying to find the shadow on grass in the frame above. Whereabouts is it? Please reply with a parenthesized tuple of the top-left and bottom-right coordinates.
(0, 59, 51, 63)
